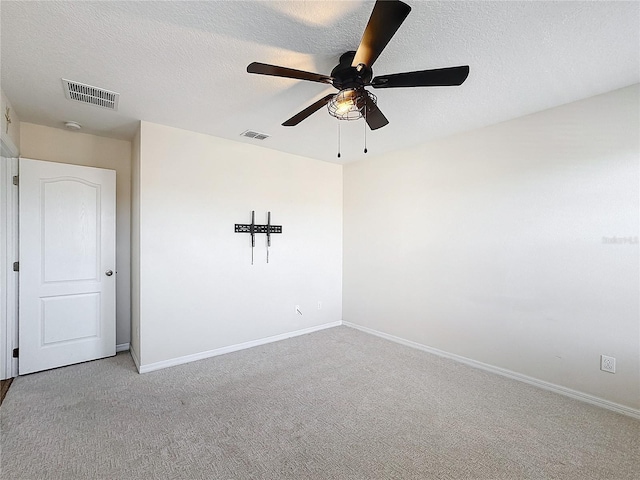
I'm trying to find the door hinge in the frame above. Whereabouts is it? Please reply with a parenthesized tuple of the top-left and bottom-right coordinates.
(12, 175, 18, 186)
(12, 348, 18, 358)
(12, 261, 19, 272)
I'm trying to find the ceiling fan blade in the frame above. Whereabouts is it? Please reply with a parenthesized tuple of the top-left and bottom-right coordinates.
(371, 65, 470, 88)
(364, 96, 389, 130)
(352, 0, 411, 68)
(247, 62, 333, 85)
(282, 94, 336, 126)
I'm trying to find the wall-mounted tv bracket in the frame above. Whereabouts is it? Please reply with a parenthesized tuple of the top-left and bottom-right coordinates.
(235, 211, 282, 264)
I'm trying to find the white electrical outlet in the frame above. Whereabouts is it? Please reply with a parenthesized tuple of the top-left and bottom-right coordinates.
(601, 355, 616, 373)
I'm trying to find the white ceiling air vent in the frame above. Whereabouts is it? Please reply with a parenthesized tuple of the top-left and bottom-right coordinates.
(62, 79, 120, 111)
(240, 130, 270, 141)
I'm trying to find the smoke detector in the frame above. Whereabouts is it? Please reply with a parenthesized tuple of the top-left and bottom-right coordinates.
(62, 78, 120, 111)
(64, 121, 82, 131)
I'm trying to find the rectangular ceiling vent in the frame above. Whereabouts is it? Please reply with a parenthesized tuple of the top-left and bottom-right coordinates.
(240, 130, 270, 141)
(62, 79, 120, 111)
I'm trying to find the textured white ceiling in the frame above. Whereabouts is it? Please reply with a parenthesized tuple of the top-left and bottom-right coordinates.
(1, 1, 638, 164)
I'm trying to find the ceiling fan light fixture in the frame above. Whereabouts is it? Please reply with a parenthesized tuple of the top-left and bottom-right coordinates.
(328, 88, 374, 121)
(247, 0, 467, 131)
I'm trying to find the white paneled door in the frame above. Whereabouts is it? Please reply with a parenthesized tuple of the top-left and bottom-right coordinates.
(19, 158, 116, 375)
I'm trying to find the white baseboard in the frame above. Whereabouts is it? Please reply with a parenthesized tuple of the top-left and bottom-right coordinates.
(343, 321, 640, 420)
(138, 321, 342, 374)
(116, 343, 129, 353)
(129, 345, 140, 372)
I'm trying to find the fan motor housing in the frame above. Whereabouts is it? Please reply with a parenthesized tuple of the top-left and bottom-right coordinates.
(330, 51, 372, 90)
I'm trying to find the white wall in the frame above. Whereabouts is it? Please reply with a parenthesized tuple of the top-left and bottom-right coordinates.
(1, 89, 20, 152)
(20, 123, 132, 346)
(130, 123, 141, 362)
(344, 85, 640, 410)
(136, 121, 342, 367)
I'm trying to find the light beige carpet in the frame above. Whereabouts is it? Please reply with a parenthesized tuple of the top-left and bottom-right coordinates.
(1, 326, 638, 479)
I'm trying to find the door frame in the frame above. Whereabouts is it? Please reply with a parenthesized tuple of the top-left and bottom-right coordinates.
(1, 135, 19, 380)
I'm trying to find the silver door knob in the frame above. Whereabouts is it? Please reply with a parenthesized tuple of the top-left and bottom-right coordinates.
(105, 270, 113, 276)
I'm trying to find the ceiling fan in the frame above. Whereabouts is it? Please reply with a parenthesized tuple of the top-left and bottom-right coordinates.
(247, 0, 469, 131)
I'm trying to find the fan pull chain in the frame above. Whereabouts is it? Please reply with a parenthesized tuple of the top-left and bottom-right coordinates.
(337, 122, 341, 158)
(364, 103, 368, 154)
